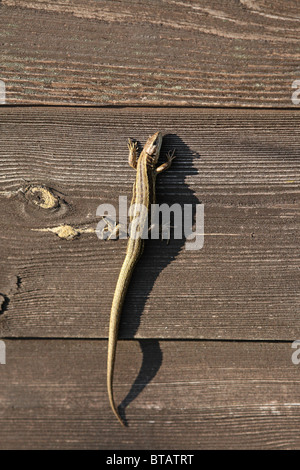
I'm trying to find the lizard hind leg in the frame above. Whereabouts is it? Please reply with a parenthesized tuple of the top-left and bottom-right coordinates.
(100, 217, 127, 240)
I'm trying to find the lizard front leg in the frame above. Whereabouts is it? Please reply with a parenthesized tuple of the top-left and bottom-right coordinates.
(128, 138, 139, 169)
(155, 149, 176, 174)
(101, 139, 138, 240)
(152, 149, 176, 243)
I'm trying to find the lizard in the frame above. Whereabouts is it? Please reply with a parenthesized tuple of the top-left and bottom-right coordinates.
(107, 131, 175, 426)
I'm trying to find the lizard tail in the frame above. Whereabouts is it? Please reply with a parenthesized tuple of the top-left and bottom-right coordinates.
(107, 245, 143, 426)
(107, 261, 131, 427)
(107, 333, 125, 426)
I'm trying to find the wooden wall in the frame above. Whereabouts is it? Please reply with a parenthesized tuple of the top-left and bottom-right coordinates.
(0, 0, 299, 449)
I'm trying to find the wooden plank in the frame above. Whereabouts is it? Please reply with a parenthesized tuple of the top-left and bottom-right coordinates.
(0, 108, 299, 340)
(0, 339, 300, 449)
(0, 0, 299, 107)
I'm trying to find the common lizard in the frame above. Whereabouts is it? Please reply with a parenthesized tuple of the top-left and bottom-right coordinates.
(107, 132, 175, 426)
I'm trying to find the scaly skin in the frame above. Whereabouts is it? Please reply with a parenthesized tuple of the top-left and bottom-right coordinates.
(107, 132, 175, 425)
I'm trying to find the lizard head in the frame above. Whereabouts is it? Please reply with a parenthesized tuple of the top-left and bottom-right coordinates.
(144, 131, 163, 164)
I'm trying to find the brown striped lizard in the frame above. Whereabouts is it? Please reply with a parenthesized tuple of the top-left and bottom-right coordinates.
(107, 132, 175, 426)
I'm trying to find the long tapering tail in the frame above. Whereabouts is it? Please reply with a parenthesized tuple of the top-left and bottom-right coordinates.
(107, 244, 142, 426)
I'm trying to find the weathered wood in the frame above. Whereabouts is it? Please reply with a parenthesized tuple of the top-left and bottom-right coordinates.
(0, 107, 299, 340)
(0, 339, 299, 450)
(0, 0, 299, 107)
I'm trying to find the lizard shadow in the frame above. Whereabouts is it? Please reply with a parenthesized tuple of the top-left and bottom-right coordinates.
(117, 133, 200, 425)
(118, 339, 163, 426)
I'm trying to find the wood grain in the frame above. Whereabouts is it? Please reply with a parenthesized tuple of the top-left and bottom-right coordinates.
(0, 107, 299, 340)
(0, 339, 300, 450)
(0, 0, 299, 106)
